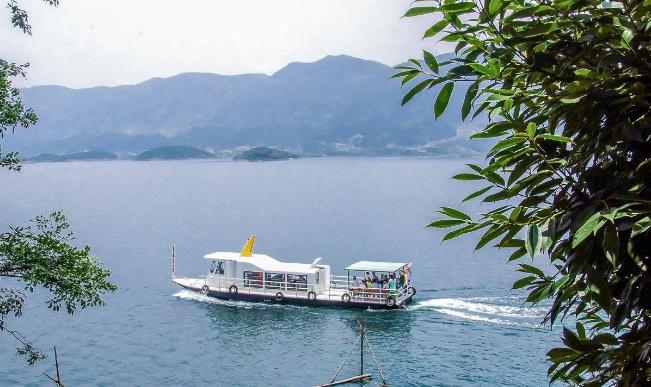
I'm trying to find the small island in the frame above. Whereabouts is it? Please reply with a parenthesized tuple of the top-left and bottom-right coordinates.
(234, 146, 297, 161)
(27, 150, 118, 162)
(135, 145, 214, 161)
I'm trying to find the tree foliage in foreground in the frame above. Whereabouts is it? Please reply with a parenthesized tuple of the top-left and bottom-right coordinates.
(1, 0, 116, 364)
(396, 0, 651, 385)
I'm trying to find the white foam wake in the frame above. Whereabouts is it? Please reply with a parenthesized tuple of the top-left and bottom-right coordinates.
(172, 290, 310, 312)
(432, 308, 522, 326)
(409, 297, 545, 327)
(411, 298, 546, 318)
(173, 290, 258, 309)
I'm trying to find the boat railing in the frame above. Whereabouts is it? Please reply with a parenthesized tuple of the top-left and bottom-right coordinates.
(206, 276, 316, 298)
(181, 276, 208, 290)
(191, 275, 414, 305)
(343, 283, 414, 304)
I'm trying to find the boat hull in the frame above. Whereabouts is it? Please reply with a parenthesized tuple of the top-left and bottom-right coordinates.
(174, 281, 414, 310)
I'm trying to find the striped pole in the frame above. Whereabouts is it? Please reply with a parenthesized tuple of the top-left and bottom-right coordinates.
(172, 244, 176, 278)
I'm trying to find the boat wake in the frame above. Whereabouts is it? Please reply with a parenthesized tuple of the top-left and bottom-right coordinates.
(173, 290, 544, 327)
(173, 290, 258, 308)
(172, 290, 310, 311)
(409, 297, 546, 328)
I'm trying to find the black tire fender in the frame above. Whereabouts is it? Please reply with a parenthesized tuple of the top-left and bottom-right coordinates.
(307, 291, 317, 301)
(229, 285, 238, 295)
(342, 293, 351, 303)
(275, 292, 284, 301)
(201, 285, 209, 295)
(386, 296, 396, 307)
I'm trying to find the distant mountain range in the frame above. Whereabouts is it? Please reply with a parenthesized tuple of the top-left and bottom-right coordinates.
(7, 54, 488, 157)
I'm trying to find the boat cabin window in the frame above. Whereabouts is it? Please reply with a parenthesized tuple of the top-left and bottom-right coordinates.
(209, 261, 225, 275)
(265, 273, 285, 289)
(286, 274, 308, 291)
(315, 272, 320, 285)
(243, 271, 263, 288)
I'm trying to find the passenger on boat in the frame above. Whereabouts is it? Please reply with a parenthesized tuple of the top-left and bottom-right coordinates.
(351, 276, 361, 288)
(388, 274, 398, 296)
(372, 272, 379, 288)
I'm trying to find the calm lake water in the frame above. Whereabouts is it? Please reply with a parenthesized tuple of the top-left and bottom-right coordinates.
(0, 157, 560, 386)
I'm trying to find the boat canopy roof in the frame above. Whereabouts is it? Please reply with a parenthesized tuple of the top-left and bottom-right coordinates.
(204, 252, 319, 275)
(345, 261, 409, 273)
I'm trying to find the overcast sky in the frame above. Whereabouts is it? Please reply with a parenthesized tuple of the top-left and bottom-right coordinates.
(1, 0, 451, 89)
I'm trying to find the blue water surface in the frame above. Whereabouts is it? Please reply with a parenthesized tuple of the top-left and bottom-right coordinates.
(0, 157, 560, 386)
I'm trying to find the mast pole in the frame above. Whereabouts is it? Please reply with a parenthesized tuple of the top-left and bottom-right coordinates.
(360, 319, 364, 375)
(172, 244, 176, 278)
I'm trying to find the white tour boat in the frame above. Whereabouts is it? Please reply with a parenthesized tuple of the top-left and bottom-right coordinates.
(172, 236, 416, 309)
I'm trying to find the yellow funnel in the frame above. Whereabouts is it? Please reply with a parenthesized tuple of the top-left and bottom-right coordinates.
(240, 235, 255, 257)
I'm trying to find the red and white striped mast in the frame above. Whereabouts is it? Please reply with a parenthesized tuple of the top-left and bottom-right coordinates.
(172, 244, 176, 279)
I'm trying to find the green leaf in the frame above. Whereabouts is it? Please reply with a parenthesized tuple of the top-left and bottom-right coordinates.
(439, 207, 472, 221)
(537, 134, 573, 144)
(526, 122, 536, 138)
(452, 173, 484, 181)
(602, 223, 620, 267)
(622, 29, 633, 45)
(401, 71, 419, 85)
(488, 137, 526, 156)
(423, 50, 439, 74)
(401, 79, 431, 106)
(525, 224, 542, 257)
(483, 170, 505, 186)
(488, 0, 504, 15)
(404, 7, 437, 17)
(466, 163, 483, 173)
(521, 22, 558, 37)
(576, 322, 585, 339)
(508, 246, 526, 262)
(507, 158, 534, 186)
(434, 82, 454, 118)
(475, 226, 506, 250)
(462, 186, 492, 202)
(518, 263, 545, 278)
(439, 2, 475, 13)
(631, 216, 651, 238)
(390, 69, 419, 79)
(512, 276, 535, 289)
(462, 82, 479, 120)
(408, 59, 422, 69)
(427, 219, 465, 228)
(572, 213, 603, 248)
(442, 223, 479, 241)
(423, 20, 449, 39)
(468, 63, 494, 76)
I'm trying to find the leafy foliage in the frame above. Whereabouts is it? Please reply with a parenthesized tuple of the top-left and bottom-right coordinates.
(7, 0, 59, 35)
(1, 1, 60, 170)
(1, 0, 117, 366)
(397, 0, 651, 385)
(0, 59, 36, 170)
(0, 212, 117, 363)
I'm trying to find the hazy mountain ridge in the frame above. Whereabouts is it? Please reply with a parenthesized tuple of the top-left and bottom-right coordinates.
(7, 54, 485, 156)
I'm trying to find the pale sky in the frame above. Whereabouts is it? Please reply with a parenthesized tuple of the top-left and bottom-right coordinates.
(1, 0, 451, 89)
